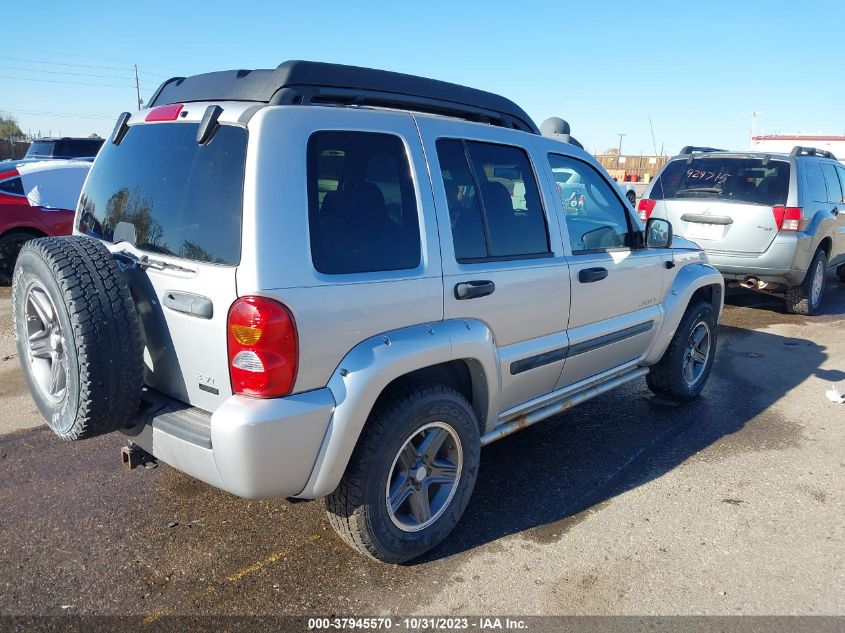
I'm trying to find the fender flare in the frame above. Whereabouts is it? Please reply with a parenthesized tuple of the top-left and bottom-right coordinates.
(296, 318, 500, 499)
(643, 262, 724, 365)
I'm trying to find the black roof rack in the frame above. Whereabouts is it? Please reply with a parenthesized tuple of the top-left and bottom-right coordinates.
(147, 60, 539, 134)
(790, 146, 837, 160)
(679, 146, 727, 156)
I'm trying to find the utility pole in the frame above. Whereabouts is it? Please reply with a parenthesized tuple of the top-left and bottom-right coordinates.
(134, 64, 142, 111)
(648, 115, 658, 156)
(749, 111, 762, 147)
(616, 133, 626, 169)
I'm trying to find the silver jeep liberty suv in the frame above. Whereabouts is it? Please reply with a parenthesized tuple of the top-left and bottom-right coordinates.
(12, 61, 723, 563)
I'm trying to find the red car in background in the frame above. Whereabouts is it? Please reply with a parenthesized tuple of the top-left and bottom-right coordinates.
(0, 160, 91, 282)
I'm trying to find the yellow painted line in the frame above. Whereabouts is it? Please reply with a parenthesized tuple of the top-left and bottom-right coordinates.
(142, 608, 169, 626)
(226, 534, 321, 583)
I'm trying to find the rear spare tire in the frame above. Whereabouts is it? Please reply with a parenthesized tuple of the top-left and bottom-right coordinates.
(12, 236, 143, 441)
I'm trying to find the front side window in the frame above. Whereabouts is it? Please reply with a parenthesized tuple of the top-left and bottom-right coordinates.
(548, 154, 632, 253)
(307, 131, 421, 274)
(821, 163, 843, 204)
(436, 139, 550, 261)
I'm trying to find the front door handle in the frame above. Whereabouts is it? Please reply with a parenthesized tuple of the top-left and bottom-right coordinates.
(455, 280, 495, 300)
(578, 267, 608, 283)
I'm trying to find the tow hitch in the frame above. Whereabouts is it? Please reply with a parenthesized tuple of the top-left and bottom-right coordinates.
(121, 442, 157, 470)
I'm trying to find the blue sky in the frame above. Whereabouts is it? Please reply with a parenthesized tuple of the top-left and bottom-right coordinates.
(2, 1, 842, 155)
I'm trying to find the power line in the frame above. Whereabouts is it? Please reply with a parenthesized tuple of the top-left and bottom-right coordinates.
(4, 109, 116, 120)
(1, 65, 159, 85)
(0, 74, 137, 89)
(0, 45, 186, 75)
(0, 54, 139, 73)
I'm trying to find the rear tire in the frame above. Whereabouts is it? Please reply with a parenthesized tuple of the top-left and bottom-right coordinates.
(785, 248, 827, 315)
(0, 230, 41, 286)
(626, 190, 636, 207)
(647, 299, 717, 402)
(326, 385, 480, 563)
(12, 236, 144, 441)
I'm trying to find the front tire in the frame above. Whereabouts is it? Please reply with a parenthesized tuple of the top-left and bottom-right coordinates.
(0, 230, 41, 285)
(836, 263, 845, 284)
(647, 299, 717, 402)
(326, 385, 480, 563)
(785, 248, 827, 315)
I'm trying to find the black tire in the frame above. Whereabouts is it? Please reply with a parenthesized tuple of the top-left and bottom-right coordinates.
(646, 299, 717, 402)
(11, 236, 144, 441)
(785, 248, 827, 315)
(626, 190, 636, 207)
(836, 263, 845, 284)
(0, 230, 42, 286)
(326, 385, 480, 563)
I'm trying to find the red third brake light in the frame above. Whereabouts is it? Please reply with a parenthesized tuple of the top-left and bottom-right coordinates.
(227, 296, 298, 398)
(772, 206, 802, 231)
(637, 198, 656, 221)
(145, 103, 184, 122)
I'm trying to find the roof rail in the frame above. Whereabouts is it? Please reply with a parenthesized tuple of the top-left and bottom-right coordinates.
(679, 146, 727, 156)
(789, 146, 838, 160)
(147, 60, 539, 134)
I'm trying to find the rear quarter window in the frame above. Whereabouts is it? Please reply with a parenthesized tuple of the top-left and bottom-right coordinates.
(804, 162, 828, 203)
(0, 177, 25, 196)
(307, 131, 421, 275)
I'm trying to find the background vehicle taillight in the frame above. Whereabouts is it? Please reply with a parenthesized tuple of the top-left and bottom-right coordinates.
(772, 206, 802, 231)
(638, 198, 656, 221)
(227, 296, 298, 398)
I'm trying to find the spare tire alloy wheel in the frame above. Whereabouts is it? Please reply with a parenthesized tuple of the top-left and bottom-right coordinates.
(13, 236, 144, 441)
(24, 283, 69, 403)
(682, 321, 711, 387)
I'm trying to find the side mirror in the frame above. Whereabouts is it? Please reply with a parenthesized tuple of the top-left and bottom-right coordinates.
(644, 217, 673, 249)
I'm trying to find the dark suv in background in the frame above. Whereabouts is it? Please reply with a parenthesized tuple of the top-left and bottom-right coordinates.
(23, 137, 104, 161)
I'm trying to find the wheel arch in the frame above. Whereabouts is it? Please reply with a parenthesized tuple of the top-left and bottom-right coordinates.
(297, 319, 500, 499)
(643, 262, 724, 366)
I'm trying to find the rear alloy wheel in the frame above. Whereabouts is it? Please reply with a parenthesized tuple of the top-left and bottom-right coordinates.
(326, 385, 480, 563)
(785, 248, 827, 316)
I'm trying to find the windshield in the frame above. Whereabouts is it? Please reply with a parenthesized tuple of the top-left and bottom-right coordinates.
(650, 156, 790, 206)
(77, 122, 247, 265)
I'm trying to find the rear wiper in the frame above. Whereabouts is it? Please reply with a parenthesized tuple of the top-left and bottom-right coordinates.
(113, 249, 195, 273)
(675, 187, 722, 194)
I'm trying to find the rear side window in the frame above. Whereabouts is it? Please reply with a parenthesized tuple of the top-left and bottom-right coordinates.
(307, 131, 421, 275)
(436, 139, 549, 261)
(650, 157, 790, 206)
(0, 177, 24, 196)
(78, 123, 247, 265)
(821, 163, 843, 204)
(804, 162, 828, 203)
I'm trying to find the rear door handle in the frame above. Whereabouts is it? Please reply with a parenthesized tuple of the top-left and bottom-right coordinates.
(578, 267, 608, 283)
(454, 280, 495, 300)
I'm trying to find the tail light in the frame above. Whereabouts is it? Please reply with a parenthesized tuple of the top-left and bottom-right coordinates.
(227, 296, 298, 398)
(145, 103, 184, 121)
(772, 206, 802, 232)
(638, 198, 656, 221)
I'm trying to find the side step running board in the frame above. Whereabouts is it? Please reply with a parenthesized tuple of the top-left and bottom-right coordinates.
(480, 367, 649, 446)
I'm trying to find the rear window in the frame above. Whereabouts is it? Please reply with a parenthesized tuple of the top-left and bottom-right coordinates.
(78, 123, 247, 265)
(53, 138, 103, 159)
(650, 157, 790, 206)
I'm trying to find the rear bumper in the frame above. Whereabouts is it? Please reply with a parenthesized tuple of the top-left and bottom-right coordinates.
(705, 232, 813, 285)
(122, 387, 335, 499)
